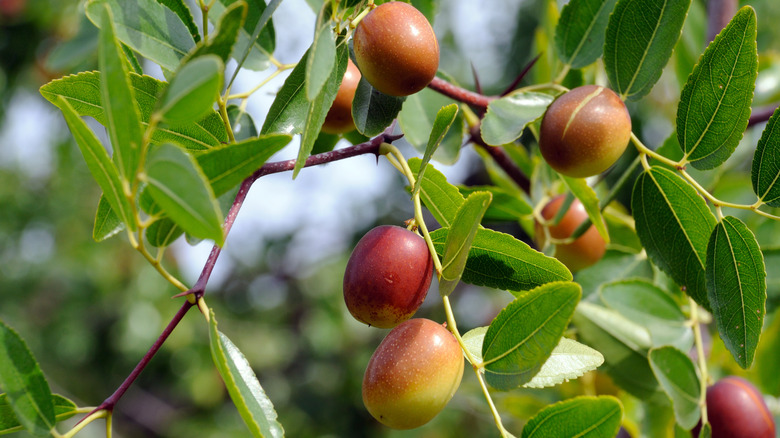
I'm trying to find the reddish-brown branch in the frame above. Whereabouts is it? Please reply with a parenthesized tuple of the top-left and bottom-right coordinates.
(427, 77, 496, 111)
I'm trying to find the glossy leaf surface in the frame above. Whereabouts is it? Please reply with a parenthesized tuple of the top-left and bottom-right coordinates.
(648, 346, 701, 429)
(521, 396, 622, 438)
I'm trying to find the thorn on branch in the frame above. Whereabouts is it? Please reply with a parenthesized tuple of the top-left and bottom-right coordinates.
(501, 54, 541, 97)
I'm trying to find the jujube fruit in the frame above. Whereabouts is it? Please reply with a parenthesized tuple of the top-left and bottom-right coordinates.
(343, 225, 433, 328)
(321, 59, 361, 134)
(539, 85, 631, 178)
(691, 376, 775, 438)
(362, 318, 464, 429)
(535, 195, 606, 272)
(352, 2, 439, 96)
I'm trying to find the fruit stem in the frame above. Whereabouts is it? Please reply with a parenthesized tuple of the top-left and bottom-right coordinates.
(61, 409, 109, 438)
(691, 297, 710, 428)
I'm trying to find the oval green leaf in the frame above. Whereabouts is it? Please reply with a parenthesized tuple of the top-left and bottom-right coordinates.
(480, 92, 553, 146)
(604, 0, 692, 100)
(157, 0, 200, 42)
(351, 77, 406, 137)
(40, 71, 228, 151)
(93, 195, 125, 242)
(412, 104, 459, 199)
(562, 175, 609, 242)
(751, 106, 780, 207)
(522, 395, 623, 438)
(482, 281, 581, 390)
(677, 6, 757, 170)
(306, 21, 336, 101)
(146, 218, 183, 247)
(208, 310, 284, 438)
(214, 0, 277, 74)
(439, 191, 492, 297)
(0, 320, 55, 436)
(631, 166, 717, 310)
(185, 2, 245, 66)
(86, 0, 196, 72)
(0, 393, 78, 436)
(261, 49, 310, 136)
(600, 279, 693, 351)
(144, 143, 224, 245)
(648, 346, 701, 429)
(706, 215, 766, 369)
(555, 0, 619, 69)
(156, 55, 224, 125)
(458, 185, 532, 222)
(398, 87, 464, 165)
(575, 250, 654, 298)
(429, 227, 572, 293)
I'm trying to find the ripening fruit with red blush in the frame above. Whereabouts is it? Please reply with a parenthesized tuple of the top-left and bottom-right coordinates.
(362, 318, 464, 429)
(539, 85, 631, 178)
(352, 2, 439, 96)
(343, 225, 433, 328)
(321, 59, 361, 134)
(691, 376, 775, 438)
(535, 195, 606, 272)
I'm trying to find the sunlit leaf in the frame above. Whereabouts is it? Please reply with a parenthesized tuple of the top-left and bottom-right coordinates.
(155, 55, 224, 125)
(555, 0, 619, 68)
(439, 191, 492, 296)
(212, 0, 277, 72)
(483, 282, 581, 390)
(523, 338, 604, 389)
(398, 88, 464, 164)
(156, 0, 200, 42)
(522, 396, 622, 438)
(480, 92, 553, 146)
(187, 1, 245, 63)
(751, 106, 780, 207)
(93, 195, 125, 242)
(0, 394, 77, 436)
(306, 20, 336, 101)
(562, 176, 609, 242)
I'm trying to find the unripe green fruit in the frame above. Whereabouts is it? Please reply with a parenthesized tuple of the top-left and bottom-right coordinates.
(539, 85, 631, 178)
(535, 195, 606, 272)
(321, 59, 361, 134)
(343, 225, 433, 328)
(352, 2, 439, 97)
(362, 318, 464, 429)
(692, 376, 775, 438)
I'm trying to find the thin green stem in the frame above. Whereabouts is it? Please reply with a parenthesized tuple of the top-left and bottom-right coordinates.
(631, 132, 679, 168)
(62, 410, 108, 438)
(553, 63, 572, 85)
(690, 298, 710, 428)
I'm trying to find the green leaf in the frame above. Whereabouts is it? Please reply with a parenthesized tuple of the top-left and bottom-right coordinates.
(412, 104, 459, 199)
(57, 97, 136, 232)
(213, 0, 277, 73)
(155, 55, 224, 125)
(430, 227, 573, 292)
(0, 320, 55, 436)
(156, 0, 200, 43)
(196, 134, 291, 196)
(751, 106, 780, 207)
(40, 71, 228, 151)
(648, 346, 701, 430)
(144, 144, 224, 245)
(480, 92, 553, 146)
(0, 393, 78, 436)
(97, 4, 144, 185)
(86, 0, 196, 73)
(261, 50, 310, 135)
(677, 6, 757, 170)
(187, 1, 246, 64)
(604, 0, 692, 100)
(600, 279, 693, 351)
(295, 43, 349, 178)
(352, 77, 406, 137)
(522, 396, 622, 438)
(458, 185, 532, 222)
(632, 166, 717, 310)
(208, 310, 284, 438)
(398, 87, 464, 165)
(407, 158, 465, 228)
(555, 0, 619, 69)
(439, 191, 492, 296)
(561, 176, 609, 242)
(146, 218, 183, 247)
(523, 337, 604, 389)
(482, 282, 581, 390)
(573, 301, 660, 399)
(306, 21, 336, 101)
(461, 326, 488, 363)
(706, 215, 766, 369)
(93, 195, 125, 242)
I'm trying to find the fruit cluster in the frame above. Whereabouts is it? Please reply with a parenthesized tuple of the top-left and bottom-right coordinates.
(343, 226, 462, 429)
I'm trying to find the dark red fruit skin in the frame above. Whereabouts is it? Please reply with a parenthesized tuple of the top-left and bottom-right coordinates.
(321, 59, 361, 134)
(352, 2, 439, 97)
(691, 376, 775, 438)
(343, 225, 433, 328)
